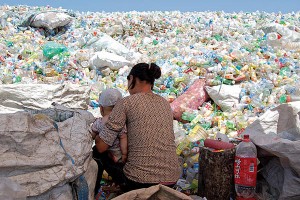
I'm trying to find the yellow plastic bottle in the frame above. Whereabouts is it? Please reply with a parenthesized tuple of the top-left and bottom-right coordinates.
(176, 137, 190, 156)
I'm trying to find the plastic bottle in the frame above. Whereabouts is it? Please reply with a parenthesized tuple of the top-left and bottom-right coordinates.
(190, 162, 199, 190)
(185, 153, 199, 168)
(182, 112, 196, 122)
(176, 137, 190, 155)
(190, 114, 203, 126)
(286, 95, 300, 102)
(234, 135, 257, 200)
(185, 166, 196, 184)
(180, 163, 188, 179)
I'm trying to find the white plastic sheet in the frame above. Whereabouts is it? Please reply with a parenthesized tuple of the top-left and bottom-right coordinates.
(243, 102, 300, 200)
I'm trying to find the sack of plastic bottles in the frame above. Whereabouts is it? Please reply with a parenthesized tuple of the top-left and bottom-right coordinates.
(29, 11, 73, 30)
(205, 84, 241, 112)
(170, 79, 208, 122)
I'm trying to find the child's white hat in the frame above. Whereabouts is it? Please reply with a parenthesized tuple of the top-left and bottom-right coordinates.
(99, 88, 122, 107)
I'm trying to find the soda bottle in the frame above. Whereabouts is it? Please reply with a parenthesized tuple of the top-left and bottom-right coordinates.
(234, 135, 257, 200)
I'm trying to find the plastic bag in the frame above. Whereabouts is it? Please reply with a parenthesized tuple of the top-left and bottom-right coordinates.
(42, 42, 68, 59)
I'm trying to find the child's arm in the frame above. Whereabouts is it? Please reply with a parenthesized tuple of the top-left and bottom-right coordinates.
(95, 135, 109, 153)
(89, 129, 97, 140)
(89, 118, 101, 140)
(119, 133, 128, 163)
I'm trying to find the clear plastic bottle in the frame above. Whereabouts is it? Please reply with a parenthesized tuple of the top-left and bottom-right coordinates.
(234, 135, 257, 200)
(185, 166, 196, 184)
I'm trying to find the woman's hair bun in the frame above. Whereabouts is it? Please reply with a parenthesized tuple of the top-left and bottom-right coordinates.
(149, 63, 161, 79)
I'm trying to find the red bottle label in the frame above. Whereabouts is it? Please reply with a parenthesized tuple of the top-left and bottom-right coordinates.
(234, 156, 257, 186)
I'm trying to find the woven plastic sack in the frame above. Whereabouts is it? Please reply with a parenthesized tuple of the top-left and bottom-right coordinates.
(205, 84, 241, 112)
(0, 105, 95, 199)
(0, 178, 26, 200)
(0, 83, 90, 113)
(31, 11, 73, 30)
(113, 184, 195, 200)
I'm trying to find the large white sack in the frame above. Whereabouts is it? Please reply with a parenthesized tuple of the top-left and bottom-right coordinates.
(205, 84, 241, 112)
(243, 102, 300, 200)
(90, 51, 131, 70)
(0, 105, 95, 198)
(0, 83, 90, 113)
(0, 178, 27, 200)
(26, 156, 98, 200)
(31, 12, 73, 29)
(90, 33, 129, 56)
(27, 184, 73, 200)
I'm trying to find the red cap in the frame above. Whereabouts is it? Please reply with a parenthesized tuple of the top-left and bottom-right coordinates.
(243, 134, 250, 142)
(286, 95, 291, 103)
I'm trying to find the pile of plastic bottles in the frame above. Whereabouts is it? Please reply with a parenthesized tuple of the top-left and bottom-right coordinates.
(1, 4, 300, 195)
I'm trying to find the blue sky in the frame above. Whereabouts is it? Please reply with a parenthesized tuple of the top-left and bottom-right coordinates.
(1, 0, 300, 13)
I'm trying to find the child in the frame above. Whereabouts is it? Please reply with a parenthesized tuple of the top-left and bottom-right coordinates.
(89, 88, 127, 195)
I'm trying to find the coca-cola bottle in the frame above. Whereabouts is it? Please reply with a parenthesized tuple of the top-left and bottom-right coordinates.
(234, 135, 257, 200)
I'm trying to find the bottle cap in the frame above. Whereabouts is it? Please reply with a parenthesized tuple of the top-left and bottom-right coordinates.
(286, 95, 291, 103)
(243, 134, 250, 142)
